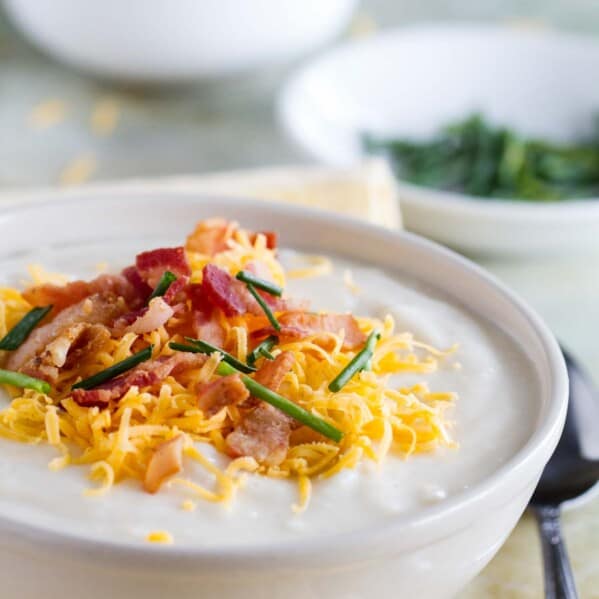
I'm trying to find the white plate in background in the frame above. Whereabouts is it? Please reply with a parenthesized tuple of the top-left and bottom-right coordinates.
(279, 24, 599, 255)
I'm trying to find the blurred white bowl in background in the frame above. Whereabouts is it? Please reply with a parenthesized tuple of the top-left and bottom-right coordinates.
(279, 24, 599, 255)
(2, 0, 358, 82)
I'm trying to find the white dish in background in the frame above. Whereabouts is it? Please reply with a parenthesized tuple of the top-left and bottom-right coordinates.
(0, 193, 566, 599)
(2, 0, 357, 82)
(279, 24, 599, 255)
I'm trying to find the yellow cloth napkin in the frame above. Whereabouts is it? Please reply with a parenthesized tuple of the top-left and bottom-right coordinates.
(0, 159, 402, 230)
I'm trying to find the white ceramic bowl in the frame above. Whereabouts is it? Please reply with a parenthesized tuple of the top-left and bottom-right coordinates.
(2, 0, 357, 82)
(279, 24, 599, 255)
(0, 193, 567, 599)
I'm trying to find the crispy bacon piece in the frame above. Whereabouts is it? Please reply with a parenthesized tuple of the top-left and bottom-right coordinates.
(189, 284, 225, 346)
(22, 274, 140, 315)
(201, 264, 246, 317)
(194, 264, 302, 323)
(253, 351, 294, 392)
(188, 282, 210, 313)
(192, 311, 226, 347)
(188, 282, 226, 346)
(71, 369, 159, 408)
(248, 231, 277, 250)
(226, 404, 292, 466)
(199, 264, 285, 317)
(71, 353, 207, 407)
(61, 325, 111, 371)
(253, 312, 366, 351)
(114, 297, 174, 335)
(7, 293, 127, 375)
(122, 266, 152, 302)
(135, 247, 190, 288)
(185, 220, 278, 255)
(145, 352, 207, 379)
(162, 275, 189, 305)
(21, 323, 110, 384)
(225, 352, 295, 465)
(185, 218, 237, 255)
(197, 374, 249, 417)
(144, 435, 185, 494)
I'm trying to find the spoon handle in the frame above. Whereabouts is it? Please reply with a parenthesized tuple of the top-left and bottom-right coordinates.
(533, 504, 579, 599)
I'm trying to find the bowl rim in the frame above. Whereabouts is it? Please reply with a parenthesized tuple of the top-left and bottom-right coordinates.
(278, 22, 599, 213)
(0, 192, 568, 566)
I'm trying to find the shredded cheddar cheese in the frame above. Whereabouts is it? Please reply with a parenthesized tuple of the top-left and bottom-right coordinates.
(0, 227, 458, 512)
(90, 96, 121, 137)
(146, 530, 173, 544)
(59, 153, 97, 187)
(287, 255, 332, 279)
(181, 499, 197, 512)
(27, 99, 67, 130)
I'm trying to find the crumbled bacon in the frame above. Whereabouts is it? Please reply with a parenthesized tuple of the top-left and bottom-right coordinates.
(122, 266, 152, 303)
(185, 218, 237, 255)
(7, 293, 127, 375)
(197, 374, 249, 416)
(162, 275, 189, 305)
(115, 297, 174, 335)
(22, 274, 140, 315)
(201, 264, 246, 317)
(248, 231, 277, 250)
(145, 352, 207, 379)
(71, 353, 207, 408)
(226, 404, 292, 466)
(21, 323, 110, 384)
(225, 352, 295, 464)
(253, 351, 294, 393)
(188, 281, 226, 345)
(192, 311, 226, 347)
(185, 220, 277, 255)
(71, 369, 159, 408)
(135, 247, 190, 288)
(188, 282, 210, 313)
(252, 311, 366, 350)
(144, 435, 184, 494)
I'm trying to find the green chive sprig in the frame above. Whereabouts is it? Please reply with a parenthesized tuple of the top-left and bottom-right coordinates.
(235, 271, 283, 297)
(0, 369, 51, 394)
(148, 271, 177, 302)
(246, 284, 280, 331)
(328, 329, 380, 393)
(168, 337, 256, 374)
(0, 305, 53, 351)
(216, 361, 343, 443)
(247, 335, 278, 367)
(72, 345, 154, 390)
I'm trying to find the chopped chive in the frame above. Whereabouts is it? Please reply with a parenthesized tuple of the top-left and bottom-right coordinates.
(0, 369, 51, 394)
(247, 335, 278, 367)
(0, 305, 53, 351)
(260, 348, 275, 360)
(247, 283, 280, 331)
(216, 361, 343, 443)
(328, 330, 380, 393)
(72, 345, 154, 390)
(174, 337, 256, 374)
(235, 271, 283, 297)
(148, 271, 177, 302)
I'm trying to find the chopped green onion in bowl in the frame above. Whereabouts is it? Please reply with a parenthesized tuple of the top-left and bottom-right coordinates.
(364, 113, 599, 201)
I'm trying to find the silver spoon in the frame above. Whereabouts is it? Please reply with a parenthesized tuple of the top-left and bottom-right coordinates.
(530, 347, 599, 599)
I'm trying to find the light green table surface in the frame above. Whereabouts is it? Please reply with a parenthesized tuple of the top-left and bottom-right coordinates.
(1, 1, 598, 597)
